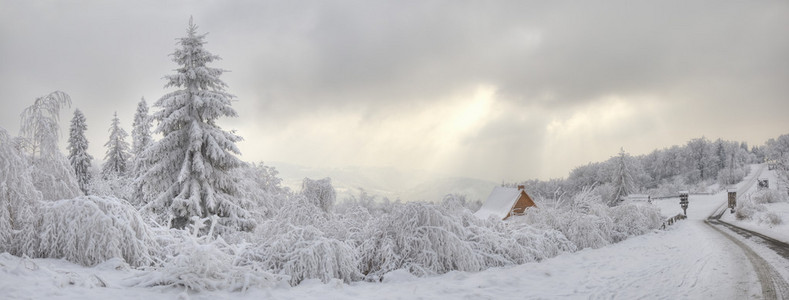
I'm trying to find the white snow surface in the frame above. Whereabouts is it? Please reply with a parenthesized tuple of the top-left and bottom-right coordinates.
(473, 186, 521, 220)
(4, 188, 785, 299)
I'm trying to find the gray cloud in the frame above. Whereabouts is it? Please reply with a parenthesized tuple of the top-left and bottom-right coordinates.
(1, 0, 787, 181)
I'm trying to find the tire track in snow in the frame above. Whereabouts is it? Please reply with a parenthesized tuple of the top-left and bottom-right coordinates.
(706, 220, 789, 299)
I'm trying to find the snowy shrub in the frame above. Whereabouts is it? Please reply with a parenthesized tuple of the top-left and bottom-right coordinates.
(241, 194, 361, 286)
(328, 204, 372, 244)
(359, 202, 485, 279)
(469, 216, 575, 267)
(609, 203, 663, 242)
(751, 189, 787, 204)
(563, 213, 614, 249)
(523, 189, 661, 250)
(128, 217, 279, 292)
(232, 162, 290, 220)
(301, 177, 336, 213)
(19, 196, 157, 267)
(245, 223, 361, 286)
(760, 212, 783, 226)
(735, 200, 765, 221)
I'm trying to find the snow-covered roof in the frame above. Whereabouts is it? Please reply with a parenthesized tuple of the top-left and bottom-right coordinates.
(474, 187, 523, 220)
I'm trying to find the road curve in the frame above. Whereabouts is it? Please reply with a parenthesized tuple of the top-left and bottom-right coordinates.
(705, 164, 789, 299)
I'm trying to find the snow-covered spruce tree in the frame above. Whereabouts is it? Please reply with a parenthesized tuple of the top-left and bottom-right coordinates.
(102, 112, 130, 178)
(67, 109, 93, 195)
(610, 148, 635, 206)
(130, 98, 153, 202)
(140, 18, 253, 233)
(131, 97, 153, 157)
(19, 91, 81, 200)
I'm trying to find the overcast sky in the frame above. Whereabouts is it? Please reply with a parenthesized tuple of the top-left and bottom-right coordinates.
(1, 0, 788, 182)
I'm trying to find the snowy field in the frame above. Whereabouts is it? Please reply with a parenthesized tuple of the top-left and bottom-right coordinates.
(4, 184, 787, 299)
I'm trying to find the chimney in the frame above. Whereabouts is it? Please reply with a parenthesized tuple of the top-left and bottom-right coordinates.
(517, 185, 525, 190)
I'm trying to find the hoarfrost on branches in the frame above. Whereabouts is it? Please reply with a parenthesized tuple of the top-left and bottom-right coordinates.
(18, 196, 158, 267)
(127, 217, 279, 292)
(0, 128, 41, 254)
(18, 91, 80, 200)
(301, 177, 336, 213)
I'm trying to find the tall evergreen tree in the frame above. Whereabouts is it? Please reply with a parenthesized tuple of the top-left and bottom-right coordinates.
(101, 112, 130, 177)
(131, 97, 152, 157)
(610, 148, 635, 206)
(140, 18, 254, 232)
(67, 109, 93, 195)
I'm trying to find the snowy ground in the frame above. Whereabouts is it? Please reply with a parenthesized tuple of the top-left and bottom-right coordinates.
(3, 165, 788, 299)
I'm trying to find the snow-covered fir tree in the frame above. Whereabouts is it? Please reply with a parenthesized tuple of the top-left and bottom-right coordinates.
(67, 109, 93, 195)
(102, 112, 130, 178)
(610, 148, 635, 206)
(139, 18, 254, 233)
(131, 97, 153, 157)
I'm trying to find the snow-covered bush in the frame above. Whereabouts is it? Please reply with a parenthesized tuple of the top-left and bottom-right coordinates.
(19, 196, 157, 267)
(522, 188, 661, 249)
(232, 162, 290, 220)
(128, 217, 280, 292)
(328, 204, 372, 245)
(359, 202, 485, 279)
(244, 194, 361, 286)
(736, 193, 784, 225)
(762, 212, 783, 226)
(302, 177, 336, 213)
(245, 224, 361, 286)
(751, 189, 788, 204)
(735, 199, 764, 221)
(609, 203, 663, 242)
